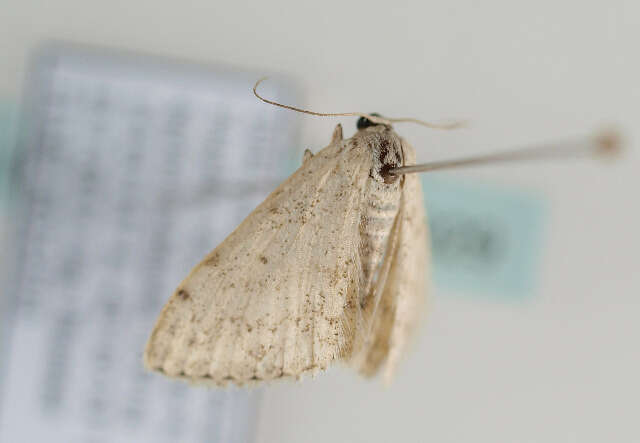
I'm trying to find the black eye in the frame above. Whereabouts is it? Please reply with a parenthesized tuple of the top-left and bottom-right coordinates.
(356, 113, 382, 130)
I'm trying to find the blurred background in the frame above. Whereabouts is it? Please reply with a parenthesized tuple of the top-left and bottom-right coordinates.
(0, 1, 638, 442)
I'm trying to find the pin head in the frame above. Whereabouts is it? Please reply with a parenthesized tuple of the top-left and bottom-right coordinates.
(357, 113, 383, 130)
(594, 129, 623, 158)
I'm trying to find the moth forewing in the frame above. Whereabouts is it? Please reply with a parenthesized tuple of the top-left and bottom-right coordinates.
(145, 125, 363, 384)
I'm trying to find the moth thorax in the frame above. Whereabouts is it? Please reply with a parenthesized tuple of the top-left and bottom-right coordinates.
(362, 127, 404, 185)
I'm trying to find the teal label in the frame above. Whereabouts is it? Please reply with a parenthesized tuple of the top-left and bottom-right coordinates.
(423, 177, 545, 299)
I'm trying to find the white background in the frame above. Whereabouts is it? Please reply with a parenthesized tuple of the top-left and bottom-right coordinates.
(2, 1, 639, 442)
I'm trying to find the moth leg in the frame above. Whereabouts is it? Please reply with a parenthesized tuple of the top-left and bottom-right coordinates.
(302, 149, 314, 164)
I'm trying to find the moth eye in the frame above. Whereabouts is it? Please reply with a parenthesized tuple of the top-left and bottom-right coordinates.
(356, 113, 382, 130)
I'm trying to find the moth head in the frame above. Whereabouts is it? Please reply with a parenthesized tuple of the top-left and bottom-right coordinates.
(356, 113, 384, 130)
(354, 119, 404, 185)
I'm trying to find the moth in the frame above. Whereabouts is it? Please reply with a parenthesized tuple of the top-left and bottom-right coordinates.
(144, 80, 619, 386)
(144, 117, 430, 385)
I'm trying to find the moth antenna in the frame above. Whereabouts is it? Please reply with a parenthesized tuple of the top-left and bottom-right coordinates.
(253, 78, 362, 119)
(253, 78, 463, 130)
(382, 117, 467, 130)
(390, 128, 623, 175)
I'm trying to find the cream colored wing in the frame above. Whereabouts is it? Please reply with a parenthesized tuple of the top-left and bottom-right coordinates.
(353, 138, 430, 380)
(144, 125, 371, 385)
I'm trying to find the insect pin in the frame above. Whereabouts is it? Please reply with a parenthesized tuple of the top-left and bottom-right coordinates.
(144, 79, 621, 386)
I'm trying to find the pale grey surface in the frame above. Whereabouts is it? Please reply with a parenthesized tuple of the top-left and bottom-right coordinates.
(1, 1, 639, 442)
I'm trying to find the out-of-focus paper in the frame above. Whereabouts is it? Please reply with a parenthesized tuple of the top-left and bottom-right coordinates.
(0, 44, 299, 443)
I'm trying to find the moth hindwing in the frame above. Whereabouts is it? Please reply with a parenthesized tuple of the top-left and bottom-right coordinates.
(144, 122, 429, 386)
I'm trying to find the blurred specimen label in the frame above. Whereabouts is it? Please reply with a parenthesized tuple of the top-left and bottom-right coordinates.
(0, 44, 299, 443)
(424, 177, 545, 298)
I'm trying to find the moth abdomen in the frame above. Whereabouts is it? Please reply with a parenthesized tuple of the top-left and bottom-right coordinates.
(353, 126, 405, 302)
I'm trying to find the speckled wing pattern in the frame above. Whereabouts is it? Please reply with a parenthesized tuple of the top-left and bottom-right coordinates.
(144, 126, 374, 385)
(351, 139, 429, 381)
